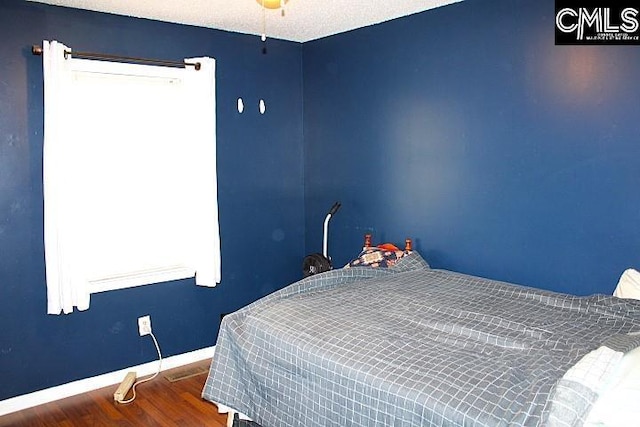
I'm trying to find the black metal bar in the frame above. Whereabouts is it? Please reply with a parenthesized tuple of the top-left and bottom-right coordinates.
(31, 45, 201, 70)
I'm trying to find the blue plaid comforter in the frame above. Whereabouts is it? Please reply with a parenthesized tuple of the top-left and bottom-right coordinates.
(202, 253, 640, 426)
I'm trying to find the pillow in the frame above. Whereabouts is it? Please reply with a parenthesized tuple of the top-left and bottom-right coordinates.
(584, 344, 640, 426)
(613, 269, 640, 299)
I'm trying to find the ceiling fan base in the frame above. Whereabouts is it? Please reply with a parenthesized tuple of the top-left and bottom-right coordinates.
(257, 0, 289, 10)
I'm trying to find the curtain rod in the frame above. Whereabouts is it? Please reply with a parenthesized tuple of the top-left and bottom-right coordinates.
(31, 45, 201, 70)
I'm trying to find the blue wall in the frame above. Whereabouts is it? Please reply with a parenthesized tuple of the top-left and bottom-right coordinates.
(0, 0, 304, 400)
(3, 0, 640, 404)
(303, 0, 640, 295)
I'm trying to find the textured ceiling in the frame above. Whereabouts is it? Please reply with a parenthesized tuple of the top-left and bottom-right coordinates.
(28, 0, 462, 42)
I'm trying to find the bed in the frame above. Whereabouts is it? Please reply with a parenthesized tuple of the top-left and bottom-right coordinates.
(202, 236, 640, 426)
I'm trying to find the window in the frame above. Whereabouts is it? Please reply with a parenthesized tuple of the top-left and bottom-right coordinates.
(42, 41, 221, 314)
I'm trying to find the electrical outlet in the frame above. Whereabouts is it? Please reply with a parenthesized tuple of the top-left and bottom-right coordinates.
(138, 315, 151, 336)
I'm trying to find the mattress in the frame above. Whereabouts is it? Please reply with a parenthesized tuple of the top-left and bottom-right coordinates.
(202, 253, 640, 426)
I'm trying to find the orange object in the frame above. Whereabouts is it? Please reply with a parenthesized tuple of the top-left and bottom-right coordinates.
(377, 243, 400, 251)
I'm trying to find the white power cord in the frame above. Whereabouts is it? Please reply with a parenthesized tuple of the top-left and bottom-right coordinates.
(115, 331, 163, 404)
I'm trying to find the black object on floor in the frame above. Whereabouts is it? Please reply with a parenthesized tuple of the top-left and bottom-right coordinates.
(232, 413, 262, 427)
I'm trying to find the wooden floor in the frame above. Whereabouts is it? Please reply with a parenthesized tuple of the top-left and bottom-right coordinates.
(0, 359, 229, 427)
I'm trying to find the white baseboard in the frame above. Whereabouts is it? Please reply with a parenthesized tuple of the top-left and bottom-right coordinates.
(0, 346, 215, 417)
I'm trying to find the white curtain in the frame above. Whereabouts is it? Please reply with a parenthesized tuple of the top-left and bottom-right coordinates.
(43, 40, 90, 314)
(185, 57, 222, 287)
(42, 41, 220, 315)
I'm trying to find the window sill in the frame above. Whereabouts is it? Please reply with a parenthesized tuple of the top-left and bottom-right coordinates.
(90, 265, 196, 293)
